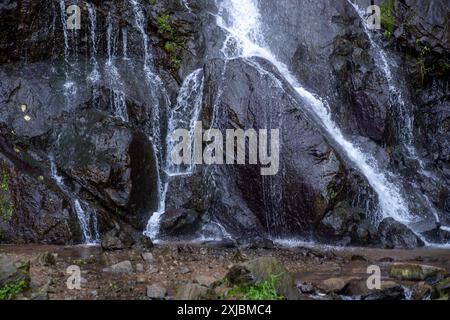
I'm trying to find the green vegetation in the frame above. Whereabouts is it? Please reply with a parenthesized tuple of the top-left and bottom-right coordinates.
(157, 14, 174, 34)
(157, 13, 184, 70)
(228, 275, 285, 300)
(380, 0, 395, 38)
(0, 169, 14, 222)
(0, 280, 28, 300)
(416, 44, 431, 84)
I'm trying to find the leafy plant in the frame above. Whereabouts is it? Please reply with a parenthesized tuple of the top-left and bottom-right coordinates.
(0, 280, 28, 300)
(157, 14, 173, 34)
(228, 275, 285, 300)
(380, 0, 395, 37)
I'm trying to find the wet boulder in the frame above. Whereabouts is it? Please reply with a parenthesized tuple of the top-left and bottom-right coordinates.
(378, 218, 425, 249)
(159, 208, 202, 238)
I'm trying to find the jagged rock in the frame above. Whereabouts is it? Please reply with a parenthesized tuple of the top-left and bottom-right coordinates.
(102, 261, 133, 274)
(101, 230, 124, 251)
(389, 263, 448, 281)
(194, 275, 218, 288)
(378, 218, 425, 249)
(176, 282, 209, 300)
(146, 285, 167, 300)
(159, 208, 202, 237)
(226, 257, 301, 300)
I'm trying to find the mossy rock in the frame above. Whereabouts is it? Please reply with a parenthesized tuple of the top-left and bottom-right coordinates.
(0, 256, 30, 299)
(389, 263, 448, 281)
(226, 257, 300, 300)
(431, 278, 450, 300)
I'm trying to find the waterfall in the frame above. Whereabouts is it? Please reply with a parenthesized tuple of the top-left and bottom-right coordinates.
(144, 69, 205, 240)
(216, 0, 413, 226)
(128, 0, 172, 240)
(129, 0, 153, 74)
(165, 69, 205, 176)
(74, 200, 100, 244)
(105, 12, 129, 122)
(59, 0, 77, 98)
(49, 155, 99, 244)
(350, 1, 444, 230)
(122, 28, 129, 60)
(349, 2, 414, 147)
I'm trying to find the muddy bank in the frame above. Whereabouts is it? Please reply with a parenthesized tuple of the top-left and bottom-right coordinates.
(1, 244, 449, 300)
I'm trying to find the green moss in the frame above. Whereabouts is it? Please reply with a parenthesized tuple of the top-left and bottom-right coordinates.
(157, 14, 173, 34)
(0, 170, 14, 222)
(0, 280, 29, 300)
(380, 0, 395, 37)
(164, 42, 177, 54)
(228, 275, 285, 300)
(157, 13, 185, 70)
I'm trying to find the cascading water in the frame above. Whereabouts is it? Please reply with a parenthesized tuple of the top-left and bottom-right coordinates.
(74, 200, 100, 244)
(122, 28, 129, 61)
(165, 69, 205, 176)
(87, 1, 101, 115)
(105, 12, 129, 122)
(59, 0, 77, 98)
(127, 0, 172, 240)
(350, 1, 445, 232)
(145, 69, 205, 240)
(215, 0, 413, 228)
(49, 155, 99, 244)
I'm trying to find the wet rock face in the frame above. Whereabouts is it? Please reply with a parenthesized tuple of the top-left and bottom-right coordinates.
(258, 0, 394, 143)
(0, 0, 192, 243)
(0, 128, 75, 244)
(54, 109, 159, 230)
(0, 0, 448, 247)
(163, 57, 379, 242)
